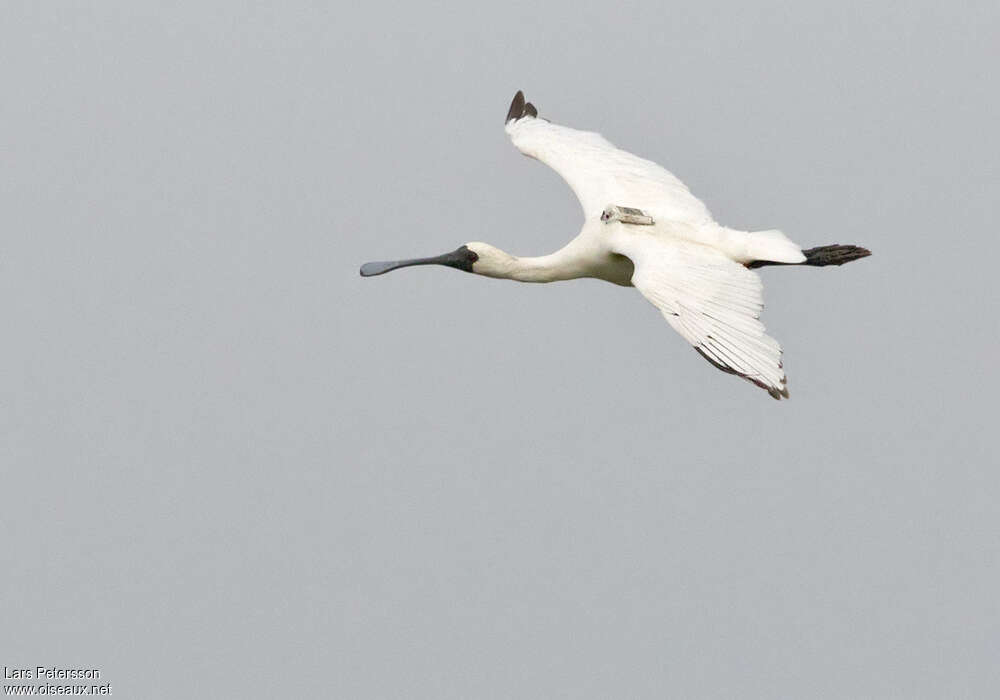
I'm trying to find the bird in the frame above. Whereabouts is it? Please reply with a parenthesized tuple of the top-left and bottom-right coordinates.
(360, 90, 870, 399)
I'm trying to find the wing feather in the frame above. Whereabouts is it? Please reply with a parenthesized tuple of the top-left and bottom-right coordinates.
(613, 234, 790, 399)
(504, 91, 713, 224)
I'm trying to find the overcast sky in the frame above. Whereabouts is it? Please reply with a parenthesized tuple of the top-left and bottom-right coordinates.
(2, 2, 998, 698)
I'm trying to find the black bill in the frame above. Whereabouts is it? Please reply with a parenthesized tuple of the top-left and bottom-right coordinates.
(360, 245, 478, 277)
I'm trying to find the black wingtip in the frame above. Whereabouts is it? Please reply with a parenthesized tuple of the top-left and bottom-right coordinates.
(695, 347, 790, 400)
(505, 90, 539, 123)
(506, 90, 525, 123)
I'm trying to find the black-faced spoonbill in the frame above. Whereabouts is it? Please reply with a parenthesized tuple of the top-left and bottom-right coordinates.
(361, 91, 870, 399)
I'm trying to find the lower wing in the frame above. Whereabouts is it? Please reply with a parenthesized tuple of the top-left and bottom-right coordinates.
(613, 235, 789, 399)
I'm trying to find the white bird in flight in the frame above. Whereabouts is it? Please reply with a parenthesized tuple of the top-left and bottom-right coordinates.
(361, 91, 870, 399)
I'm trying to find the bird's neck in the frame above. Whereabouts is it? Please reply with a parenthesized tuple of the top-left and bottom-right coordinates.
(484, 246, 586, 283)
(508, 254, 575, 282)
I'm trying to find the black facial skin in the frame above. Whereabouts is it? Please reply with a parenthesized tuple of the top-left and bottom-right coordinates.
(360, 245, 479, 277)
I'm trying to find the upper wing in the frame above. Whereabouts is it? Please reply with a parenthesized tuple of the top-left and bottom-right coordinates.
(504, 91, 713, 224)
(612, 233, 790, 399)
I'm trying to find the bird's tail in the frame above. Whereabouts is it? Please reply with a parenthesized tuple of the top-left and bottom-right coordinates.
(747, 243, 871, 269)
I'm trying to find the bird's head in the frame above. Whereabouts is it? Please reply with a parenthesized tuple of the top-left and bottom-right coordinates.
(359, 242, 513, 278)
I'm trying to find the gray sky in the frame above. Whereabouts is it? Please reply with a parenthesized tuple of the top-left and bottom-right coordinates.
(2, 2, 998, 698)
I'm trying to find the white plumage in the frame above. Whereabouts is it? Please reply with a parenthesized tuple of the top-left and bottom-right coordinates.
(361, 91, 870, 399)
(614, 235, 787, 398)
(505, 114, 714, 225)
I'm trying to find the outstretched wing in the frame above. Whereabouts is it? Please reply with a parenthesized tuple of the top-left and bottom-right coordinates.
(504, 90, 713, 224)
(612, 233, 790, 399)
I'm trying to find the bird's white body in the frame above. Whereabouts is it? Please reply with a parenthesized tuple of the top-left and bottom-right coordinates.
(362, 91, 870, 399)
